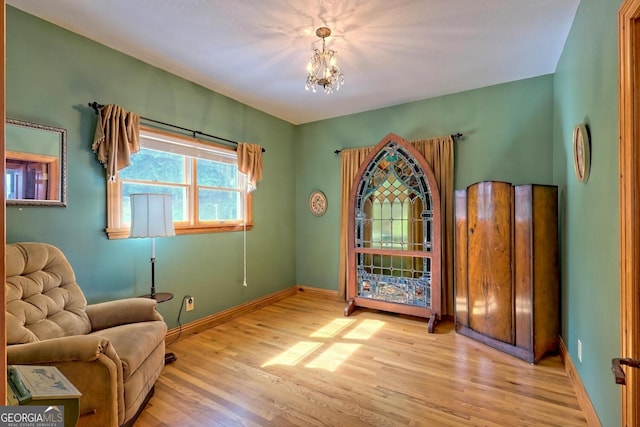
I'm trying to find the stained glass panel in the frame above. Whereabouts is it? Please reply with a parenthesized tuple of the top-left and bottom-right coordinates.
(354, 141, 434, 308)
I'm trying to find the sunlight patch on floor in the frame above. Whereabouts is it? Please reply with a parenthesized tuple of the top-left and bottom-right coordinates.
(261, 341, 322, 367)
(305, 343, 361, 371)
(310, 318, 355, 338)
(343, 319, 385, 340)
(262, 318, 385, 370)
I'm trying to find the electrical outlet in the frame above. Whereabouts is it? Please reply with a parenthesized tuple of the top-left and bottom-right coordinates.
(578, 339, 582, 363)
(186, 296, 195, 312)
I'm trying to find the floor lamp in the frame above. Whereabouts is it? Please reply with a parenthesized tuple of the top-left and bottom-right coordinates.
(130, 193, 177, 364)
(130, 193, 175, 299)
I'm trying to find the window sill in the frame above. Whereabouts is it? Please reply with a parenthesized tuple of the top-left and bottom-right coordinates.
(105, 223, 254, 240)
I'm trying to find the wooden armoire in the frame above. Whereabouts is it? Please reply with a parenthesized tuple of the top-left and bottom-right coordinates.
(454, 181, 559, 363)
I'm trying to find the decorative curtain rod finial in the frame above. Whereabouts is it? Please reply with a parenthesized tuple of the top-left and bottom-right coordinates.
(88, 101, 104, 114)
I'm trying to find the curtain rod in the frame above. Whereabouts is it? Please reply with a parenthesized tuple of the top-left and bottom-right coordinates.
(333, 133, 463, 155)
(88, 102, 265, 153)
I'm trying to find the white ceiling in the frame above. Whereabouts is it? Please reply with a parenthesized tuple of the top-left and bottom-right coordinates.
(7, 0, 580, 125)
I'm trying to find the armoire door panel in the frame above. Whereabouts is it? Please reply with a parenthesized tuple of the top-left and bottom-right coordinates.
(454, 190, 469, 327)
(467, 181, 513, 344)
(514, 185, 534, 351)
(531, 185, 560, 360)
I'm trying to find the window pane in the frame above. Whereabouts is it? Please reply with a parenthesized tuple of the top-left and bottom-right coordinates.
(198, 188, 241, 221)
(109, 128, 251, 238)
(122, 183, 187, 224)
(120, 148, 186, 184)
(197, 158, 237, 188)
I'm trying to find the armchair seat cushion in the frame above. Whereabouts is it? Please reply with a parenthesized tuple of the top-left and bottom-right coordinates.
(90, 320, 167, 380)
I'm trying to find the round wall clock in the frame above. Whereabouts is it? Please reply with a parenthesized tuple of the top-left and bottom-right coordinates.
(572, 123, 590, 182)
(309, 191, 327, 216)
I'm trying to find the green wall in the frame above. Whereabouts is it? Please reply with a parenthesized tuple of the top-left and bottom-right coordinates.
(6, 7, 297, 327)
(553, 0, 621, 425)
(295, 75, 555, 291)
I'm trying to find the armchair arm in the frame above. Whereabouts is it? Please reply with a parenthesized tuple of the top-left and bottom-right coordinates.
(86, 297, 164, 332)
(8, 335, 124, 427)
(7, 335, 117, 364)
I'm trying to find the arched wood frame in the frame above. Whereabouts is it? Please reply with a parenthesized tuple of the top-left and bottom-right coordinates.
(344, 133, 441, 332)
(619, 1, 640, 425)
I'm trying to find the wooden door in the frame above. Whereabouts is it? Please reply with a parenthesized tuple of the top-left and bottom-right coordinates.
(467, 181, 513, 344)
(619, 1, 640, 424)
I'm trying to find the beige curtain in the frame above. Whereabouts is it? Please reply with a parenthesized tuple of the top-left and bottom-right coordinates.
(410, 136, 455, 316)
(337, 136, 455, 316)
(91, 104, 140, 181)
(338, 147, 373, 300)
(237, 142, 264, 192)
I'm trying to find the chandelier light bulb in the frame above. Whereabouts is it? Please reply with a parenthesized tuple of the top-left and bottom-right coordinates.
(305, 27, 344, 94)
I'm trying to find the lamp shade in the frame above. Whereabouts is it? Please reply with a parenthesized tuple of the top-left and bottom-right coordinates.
(130, 193, 175, 238)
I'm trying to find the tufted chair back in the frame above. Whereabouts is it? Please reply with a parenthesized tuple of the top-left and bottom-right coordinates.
(6, 242, 92, 344)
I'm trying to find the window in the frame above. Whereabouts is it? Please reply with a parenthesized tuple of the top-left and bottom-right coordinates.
(104, 126, 252, 239)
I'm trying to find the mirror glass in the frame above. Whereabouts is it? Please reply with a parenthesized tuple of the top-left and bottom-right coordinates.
(5, 118, 67, 207)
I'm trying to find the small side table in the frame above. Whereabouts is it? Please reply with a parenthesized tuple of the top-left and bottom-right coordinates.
(7, 365, 82, 427)
(139, 292, 174, 303)
(139, 292, 177, 364)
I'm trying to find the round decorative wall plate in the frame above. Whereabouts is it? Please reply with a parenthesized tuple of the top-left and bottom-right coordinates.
(309, 191, 327, 216)
(572, 123, 590, 182)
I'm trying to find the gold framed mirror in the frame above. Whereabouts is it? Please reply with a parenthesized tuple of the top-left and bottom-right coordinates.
(5, 118, 67, 207)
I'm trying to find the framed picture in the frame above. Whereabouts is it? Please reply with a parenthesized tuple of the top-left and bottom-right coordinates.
(572, 123, 590, 182)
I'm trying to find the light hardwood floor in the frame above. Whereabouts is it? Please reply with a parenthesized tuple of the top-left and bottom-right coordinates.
(135, 291, 587, 427)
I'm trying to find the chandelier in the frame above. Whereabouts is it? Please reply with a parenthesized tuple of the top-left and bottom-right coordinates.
(305, 27, 344, 94)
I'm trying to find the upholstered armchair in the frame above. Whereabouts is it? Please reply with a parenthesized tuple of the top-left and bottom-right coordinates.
(5, 242, 167, 427)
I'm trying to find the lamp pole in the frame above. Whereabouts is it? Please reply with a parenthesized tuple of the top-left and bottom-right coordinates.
(150, 237, 156, 298)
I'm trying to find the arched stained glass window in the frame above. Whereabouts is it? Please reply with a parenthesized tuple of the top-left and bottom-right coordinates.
(346, 134, 441, 332)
